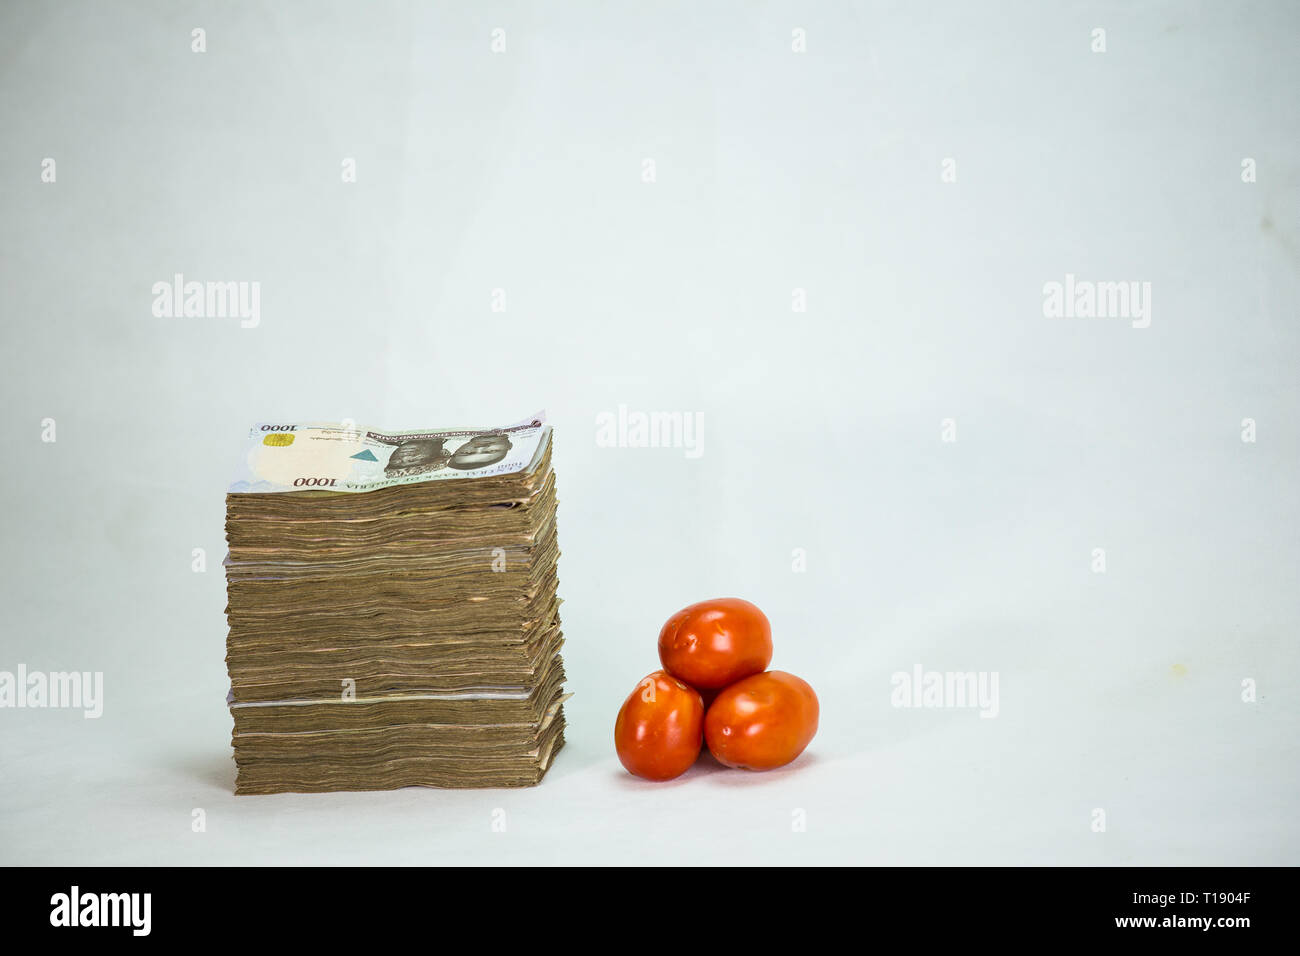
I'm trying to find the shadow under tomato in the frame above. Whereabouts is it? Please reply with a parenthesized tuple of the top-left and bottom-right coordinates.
(611, 747, 821, 788)
(699, 749, 821, 786)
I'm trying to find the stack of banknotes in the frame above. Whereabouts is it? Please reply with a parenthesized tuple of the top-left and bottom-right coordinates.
(223, 414, 566, 794)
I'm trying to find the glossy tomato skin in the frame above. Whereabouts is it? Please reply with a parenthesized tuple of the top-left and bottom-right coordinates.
(657, 597, 773, 690)
(704, 671, 819, 771)
(614, 670, 705, 780)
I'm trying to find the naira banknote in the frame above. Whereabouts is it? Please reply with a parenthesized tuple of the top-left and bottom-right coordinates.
(228, 413, 549, 494)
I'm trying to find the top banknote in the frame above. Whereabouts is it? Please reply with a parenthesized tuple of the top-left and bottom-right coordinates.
(228, 413, 550, 494)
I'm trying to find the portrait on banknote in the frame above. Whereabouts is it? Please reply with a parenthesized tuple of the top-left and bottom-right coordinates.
(384, 437, 452, 477)
(448, 432, 513, 470)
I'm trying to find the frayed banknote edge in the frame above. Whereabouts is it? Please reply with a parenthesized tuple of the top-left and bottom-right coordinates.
(228, 687, 535, 707)
(539, 693, 573, 733)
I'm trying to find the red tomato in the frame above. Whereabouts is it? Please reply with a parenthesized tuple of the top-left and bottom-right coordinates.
(614, 671, 705, 781)
(658, 597, 773, 690)
(704, 671, 819, 771)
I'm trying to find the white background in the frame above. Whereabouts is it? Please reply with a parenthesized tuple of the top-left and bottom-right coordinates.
(1, 0, 1297, 865)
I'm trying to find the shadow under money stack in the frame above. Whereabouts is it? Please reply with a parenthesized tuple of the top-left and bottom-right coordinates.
(223, 418, 565, 794)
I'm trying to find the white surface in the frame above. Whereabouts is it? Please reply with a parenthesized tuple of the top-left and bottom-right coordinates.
(1, 0, 1297, 865)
